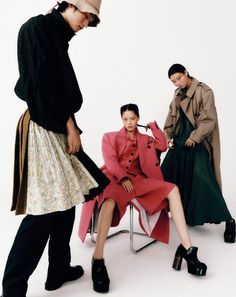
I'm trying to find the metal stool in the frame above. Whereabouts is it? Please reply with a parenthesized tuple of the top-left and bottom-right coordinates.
(90, 203, 157, 253)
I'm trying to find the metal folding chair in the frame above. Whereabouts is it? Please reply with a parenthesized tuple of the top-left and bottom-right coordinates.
(90, 203, 157, 253)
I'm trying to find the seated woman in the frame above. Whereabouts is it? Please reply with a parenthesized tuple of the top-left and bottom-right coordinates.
(79, 103, 207, 293)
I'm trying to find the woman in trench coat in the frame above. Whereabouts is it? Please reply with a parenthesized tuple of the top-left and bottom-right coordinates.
(79, 103, 207, 294)
(161, 63, 235, 243)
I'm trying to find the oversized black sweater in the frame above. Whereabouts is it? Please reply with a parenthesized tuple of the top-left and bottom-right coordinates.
(15, 9, 83, 134)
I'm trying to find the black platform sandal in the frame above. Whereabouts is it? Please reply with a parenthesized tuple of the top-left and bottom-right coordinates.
(172, 244, 207, 276)
(224, 219, 236, 243)
(92, 258, 110, 293)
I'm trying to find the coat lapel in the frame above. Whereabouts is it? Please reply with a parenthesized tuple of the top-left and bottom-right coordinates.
(116, 127, 129, 158)
(116, 127, 147, 167)
(137, 129, 147, 167)
(179, 78, 199, 127)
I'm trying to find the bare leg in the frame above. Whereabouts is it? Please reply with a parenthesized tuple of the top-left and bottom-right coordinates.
(166, 186, 192, 249)
(93, 198, 116, 259)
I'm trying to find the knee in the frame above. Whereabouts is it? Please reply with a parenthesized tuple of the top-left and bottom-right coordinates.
(103, 198, 116, 210)
(173, 185, 180, 194)
(168, 185, 180, 199)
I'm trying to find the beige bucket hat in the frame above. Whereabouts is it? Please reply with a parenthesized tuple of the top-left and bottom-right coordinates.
(53, 0, 101, 27)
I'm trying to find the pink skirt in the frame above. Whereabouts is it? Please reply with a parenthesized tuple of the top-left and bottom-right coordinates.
(79, 174, 175, 244)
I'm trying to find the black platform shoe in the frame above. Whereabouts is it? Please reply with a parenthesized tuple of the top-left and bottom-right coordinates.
(224, 219, 236, 243)
(172, 244, 207, 276)
(92, 258, 110, 293)
(45, 265, 84, 291)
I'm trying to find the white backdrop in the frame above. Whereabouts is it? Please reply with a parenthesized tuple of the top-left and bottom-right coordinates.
(0, 0, 236, 291)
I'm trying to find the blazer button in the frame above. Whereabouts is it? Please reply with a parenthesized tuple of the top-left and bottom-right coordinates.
(155, 163, 159, 166)
(128, 160, 132, 162)
(126, 166, 129, 170)
(131, 153, 134, 156)
(132, 144, 136, 147)
(148, 145, 151, 148)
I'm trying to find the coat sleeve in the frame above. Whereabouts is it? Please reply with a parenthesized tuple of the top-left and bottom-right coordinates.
(149, 121, 167, 152)
(189, 87, 217, 143)
(163, 102, 175, 140)
(102, 133, 128, 183)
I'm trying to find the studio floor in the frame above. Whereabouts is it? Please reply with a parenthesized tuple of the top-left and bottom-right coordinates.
(1, 206, 235, 297)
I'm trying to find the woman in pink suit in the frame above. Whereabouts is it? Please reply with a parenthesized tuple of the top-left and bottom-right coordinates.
(85, 104, 207, 293)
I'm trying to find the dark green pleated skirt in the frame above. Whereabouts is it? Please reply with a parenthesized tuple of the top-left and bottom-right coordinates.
(161, 143, 232, 226)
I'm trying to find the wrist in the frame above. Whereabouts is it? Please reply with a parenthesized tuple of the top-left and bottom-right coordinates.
(66, 117, 76, 132)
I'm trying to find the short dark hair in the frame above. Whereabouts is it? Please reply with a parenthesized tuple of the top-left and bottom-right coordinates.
(57, 1, 69, 12)
(168, 63, 187, 78)
(120, 103, 140, 117)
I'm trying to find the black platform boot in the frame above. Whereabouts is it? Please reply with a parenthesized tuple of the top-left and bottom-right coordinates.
(172, 244, 207, 276)
(92, 258, 110, 293)
(224, 219, 236, 243)
(45, 265, 84, 291)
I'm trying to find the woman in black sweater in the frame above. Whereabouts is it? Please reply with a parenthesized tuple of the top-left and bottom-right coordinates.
(1, 1, 109, 296)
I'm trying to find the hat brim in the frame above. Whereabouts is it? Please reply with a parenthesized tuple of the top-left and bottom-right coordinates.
(49, 1, 100, 27)
(76, 1, 100, 27)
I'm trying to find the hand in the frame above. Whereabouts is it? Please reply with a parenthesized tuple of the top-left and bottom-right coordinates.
(167, 139, 174, 149)
(145, 123, 151, 131)
(121, 178, 134, 193)
(67, 128, 81, 154)
(185, 138, 195, 147)
(66, 117, 82, 154)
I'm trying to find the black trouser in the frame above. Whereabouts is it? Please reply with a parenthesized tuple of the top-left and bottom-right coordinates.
(2, 206, 75, 297)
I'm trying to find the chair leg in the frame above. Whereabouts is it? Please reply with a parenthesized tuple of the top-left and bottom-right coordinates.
(90, 204, 98, 243)
(90, 204, 157, 253)
(90, 202, 129, 243)
(129, 205, 157, 253)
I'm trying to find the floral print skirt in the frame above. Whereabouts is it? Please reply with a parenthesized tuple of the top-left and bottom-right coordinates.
(26, 121, 98, 215)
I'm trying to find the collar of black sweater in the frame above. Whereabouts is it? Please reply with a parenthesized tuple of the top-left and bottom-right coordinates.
(50, 9, 75, 43)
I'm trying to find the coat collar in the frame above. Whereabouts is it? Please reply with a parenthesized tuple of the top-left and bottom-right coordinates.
(175, 78, 199, 99)
(186, 78, 199, 98)
(118, 126, 144, 140)
(118, 127, 147, 167)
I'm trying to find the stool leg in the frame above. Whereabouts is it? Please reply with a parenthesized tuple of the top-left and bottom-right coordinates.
(90, 202, 129, 243)
(90, 204, 157, 253)
(129, 205, 157, 253)
(90, 203, 98, 243)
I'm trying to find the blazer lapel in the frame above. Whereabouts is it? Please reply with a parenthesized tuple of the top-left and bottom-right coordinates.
(137, 130, 147, 167)
(116, 127, 128, 158)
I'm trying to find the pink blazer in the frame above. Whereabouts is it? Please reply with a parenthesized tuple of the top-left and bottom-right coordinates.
(100, 121, 167, 182)
(78, 121, 167, 241)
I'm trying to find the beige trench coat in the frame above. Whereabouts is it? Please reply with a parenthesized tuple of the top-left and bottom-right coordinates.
(163, 78, 222, 189)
